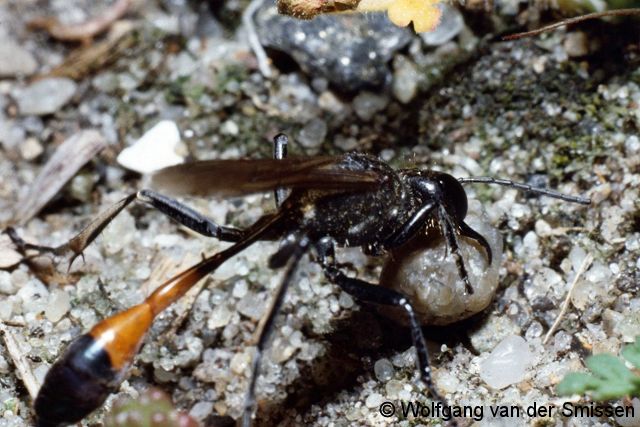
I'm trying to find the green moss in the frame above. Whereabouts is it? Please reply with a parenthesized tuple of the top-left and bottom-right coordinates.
(164, 75, 207, 106)
(213, 64, 249, 94)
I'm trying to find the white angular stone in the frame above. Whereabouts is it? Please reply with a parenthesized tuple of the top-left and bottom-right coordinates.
(45, 289, 70, 323)
(117, 120, 184, 174)
(480, 335, 534, 389)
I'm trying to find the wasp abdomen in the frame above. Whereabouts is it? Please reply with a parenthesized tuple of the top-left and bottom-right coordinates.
(35, 334, 118, 427)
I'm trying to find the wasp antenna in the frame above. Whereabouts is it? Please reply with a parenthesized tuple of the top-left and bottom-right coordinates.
(503, 8, 640, 41)
(458, 176, 591, 205)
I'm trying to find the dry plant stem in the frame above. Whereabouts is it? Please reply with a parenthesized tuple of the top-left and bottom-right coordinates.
(543, 252, 594, 344)
(0, 323, 40, 400)
(27, 0, 132, 43)
(243, 0, 274, 79)
(14, 130, 106, 225)
(504, 8, 640, 40)
(44, 23, 137, 81)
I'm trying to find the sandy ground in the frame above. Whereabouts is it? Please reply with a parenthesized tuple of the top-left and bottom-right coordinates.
(0, 0, 639, 426)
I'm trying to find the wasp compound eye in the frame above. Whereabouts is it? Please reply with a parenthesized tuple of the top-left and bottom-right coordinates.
(437, 172, 468, 220)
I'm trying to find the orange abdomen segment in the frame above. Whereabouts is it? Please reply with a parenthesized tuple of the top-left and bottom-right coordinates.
(88, 303, 154, 371)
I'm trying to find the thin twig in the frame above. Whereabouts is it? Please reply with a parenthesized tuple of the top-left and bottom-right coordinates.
(543, 253, 594, 344)
(503, 9, 640, 41)
(243, 0, 273, 79)
(14, 130, 106, 225)
(0, 323, 40, 400)
(1, 320, 25, 328)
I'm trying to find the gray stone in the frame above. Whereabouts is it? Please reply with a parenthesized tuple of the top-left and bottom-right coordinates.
(420, 4, 465, 46)
(255, 3, 412, 91)
(392, 55, 419, 104)
(0, 38, 38, 77)
(297, 118, 327, 148)
(353, 91, 388, 121)
(15, 78, 77, 116)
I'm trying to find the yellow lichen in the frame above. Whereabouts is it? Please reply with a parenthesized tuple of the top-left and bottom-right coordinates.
(276, 0, 444, 33)
(358, 0, 443, 32)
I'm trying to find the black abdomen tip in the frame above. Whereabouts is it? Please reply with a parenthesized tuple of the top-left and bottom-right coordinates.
(35, 334, 118, 426)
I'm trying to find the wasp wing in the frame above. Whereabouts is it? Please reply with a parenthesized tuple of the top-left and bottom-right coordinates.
(150, 156, 382, 197)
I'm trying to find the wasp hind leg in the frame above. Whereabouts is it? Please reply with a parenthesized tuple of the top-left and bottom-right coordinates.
(241, 233, 311, 427)
(5, 190, 245, 272)
(34, 211, 286, 427)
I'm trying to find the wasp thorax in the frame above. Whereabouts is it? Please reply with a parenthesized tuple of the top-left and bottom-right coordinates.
(379, 199, 503, 325)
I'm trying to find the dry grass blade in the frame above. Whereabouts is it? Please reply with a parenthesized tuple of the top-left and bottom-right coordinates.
(543, 252, 594, 344)
(44, 22, 137, 81)
(243, 0, 273, 78)
(0, 323, 40, 400)
(14, 130, 106, 225)
(27, 0, 134, 44)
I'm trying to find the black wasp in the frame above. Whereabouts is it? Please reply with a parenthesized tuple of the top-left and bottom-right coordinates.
(8, 134, 590, 427)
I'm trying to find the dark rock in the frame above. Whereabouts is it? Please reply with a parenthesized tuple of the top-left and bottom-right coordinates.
(255, 1, 413, 91)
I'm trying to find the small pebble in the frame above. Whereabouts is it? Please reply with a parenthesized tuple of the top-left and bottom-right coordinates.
(117, 120, 184, 174)
(189, 401, 214, 421)
(19, 137, 43, 161)
(552, 331, 572, 353)
(0, 38, 37, 77)
(374, 358, 394, 382)
(563, 31, 589, 57)
(15, 78, 77, 116)
(0, 299, 12, 320)
(353, 92, 388, 121)
(230, 351, 251, 375)
(392, 55, 419, 104)
(0, 270, 14, 293)
(220, 119, 239, 136)
(69, 173, 96, 202)
(237, 292, 265, 321)
(297, 118, 327, 148)
(17, 279, 49, 314)
(385, 379, 404, 398)
(338, 292, 354, 309)
(207, 304, 233, 329)
(45, 289, 70, 322)
(420, 4, 464, 46)
(318, 91, 346, 114)
(480, 335, 534, 389)
(232, 280, 248, 298)
(365, 392, 383, 408)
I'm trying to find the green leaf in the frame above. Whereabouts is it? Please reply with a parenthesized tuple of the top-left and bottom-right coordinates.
(622, 338, 640, 369)
(591, 381, 636, 400)
(586, 354, 633, 380)
(557, 339, 640, 400)
(557, 373, 601, 395)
